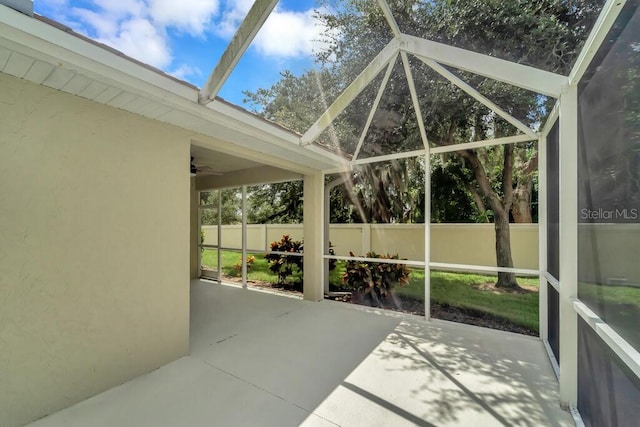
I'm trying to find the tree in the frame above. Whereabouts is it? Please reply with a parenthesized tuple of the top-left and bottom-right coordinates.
(199, 189, 242, 225)
(245, 0, 603, 288)
(247, 181, 304, 224)
(317, 0, 600, 288)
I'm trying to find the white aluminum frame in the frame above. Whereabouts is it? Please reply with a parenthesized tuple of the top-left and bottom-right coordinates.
(574, 300, 640, 379)
(241, 185, 248, 288)
(424, 152, 431, 321)
(352, 55, 398, 162)
(199, 0, 279, 104)
(196, 0, 640, 418)
(558, 84, 579, 406)
(538, 134, 548, 342)
(217, 189, 222, 283)
(300, 39, 401, 146)
(196, 191, 224, 283)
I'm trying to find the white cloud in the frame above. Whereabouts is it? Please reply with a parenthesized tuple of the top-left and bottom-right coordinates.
(91, 0, 146, 19)
(70, 7, 119, 37)
(148, 0, 221, 36)
(215, 0, 253, 38)
(36, 0, 329, 83)
(96, 17, 173, 69)
(254, 9, 330, 58)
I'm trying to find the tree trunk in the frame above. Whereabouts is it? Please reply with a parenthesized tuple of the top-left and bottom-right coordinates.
(511, 149, 537, 223)
(512, 179, 533, 223)
(459, 147, 519, 289)
(494, 206, 518, 288)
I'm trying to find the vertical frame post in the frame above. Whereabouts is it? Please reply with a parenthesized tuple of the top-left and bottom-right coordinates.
(242, 185, 248, 289)
(197, 191, 202, 277)
(217, 189, 222, 284)
(559, 85, 579, 407)
(538, 135, 549, 341)
(424, 152, 431, 321)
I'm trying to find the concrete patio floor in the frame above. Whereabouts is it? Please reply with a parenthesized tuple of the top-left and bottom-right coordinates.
(30, 280, 573, 427)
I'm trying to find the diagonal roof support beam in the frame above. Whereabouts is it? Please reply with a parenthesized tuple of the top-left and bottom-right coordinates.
(376, 0, 402, 37)
(569, 0, 627, 86)
(400, 34, 568, 97)
(199, 0, 279, 105)
(401, 51, 429, 149)
(352, 52, 398, 162)
(419, 57, 537, 139)
(300, 38, 400, 146)
(431, 134, 534, 155)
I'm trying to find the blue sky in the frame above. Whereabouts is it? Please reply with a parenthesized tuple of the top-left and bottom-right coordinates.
(33, 0, 325, 107)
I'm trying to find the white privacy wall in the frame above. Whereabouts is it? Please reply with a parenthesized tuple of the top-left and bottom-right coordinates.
(202, 223, 540, 269)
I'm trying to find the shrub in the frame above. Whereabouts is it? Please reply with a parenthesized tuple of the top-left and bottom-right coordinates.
(233, 255, 256, 275)
(264, 235, 336, 286)
(265, 235, 303, 285)
(342, 251, 410, 306)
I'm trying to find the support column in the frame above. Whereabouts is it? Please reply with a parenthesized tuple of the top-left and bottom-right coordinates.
(559, 84, 579, 407)
(304, 173, 324, 301)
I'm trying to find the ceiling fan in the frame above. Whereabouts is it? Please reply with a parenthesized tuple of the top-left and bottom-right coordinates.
(190, 157, 224, 176)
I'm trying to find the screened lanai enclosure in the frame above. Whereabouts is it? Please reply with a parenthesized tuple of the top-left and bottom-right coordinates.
(191, 0, 640, 425)
(1, 0, 638, 425)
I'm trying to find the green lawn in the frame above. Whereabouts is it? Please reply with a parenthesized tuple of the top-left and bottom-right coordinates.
(201, 249, 292, 284)
(201, 249, 539, 332)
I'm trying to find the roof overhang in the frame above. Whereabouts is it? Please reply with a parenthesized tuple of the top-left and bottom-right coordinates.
(0, 5, 349, 175)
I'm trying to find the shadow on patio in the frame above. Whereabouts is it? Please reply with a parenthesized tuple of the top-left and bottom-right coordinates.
(31, 280, 572, 426)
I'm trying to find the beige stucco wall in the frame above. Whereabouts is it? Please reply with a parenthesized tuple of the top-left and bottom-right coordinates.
(0, 74, 190, 427)
(202, 223, 539, 270)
